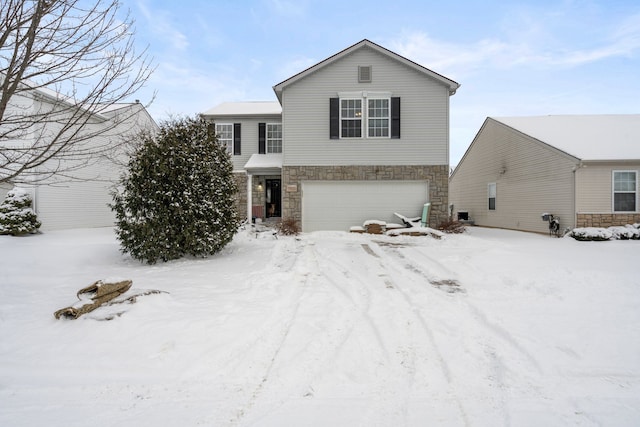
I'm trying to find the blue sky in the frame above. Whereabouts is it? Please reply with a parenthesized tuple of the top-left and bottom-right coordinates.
(126, 0, 640, 166)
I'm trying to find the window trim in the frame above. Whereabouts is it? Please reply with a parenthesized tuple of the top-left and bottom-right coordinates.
(488, 182, 496, 211)
(612, 170, 637, 212)
(331, 93, 398, 140)
(215, 123, 234, 154)
(266, 123, 282, 153)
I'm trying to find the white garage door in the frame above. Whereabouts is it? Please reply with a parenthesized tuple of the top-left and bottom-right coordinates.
(302, 180, 429, 232)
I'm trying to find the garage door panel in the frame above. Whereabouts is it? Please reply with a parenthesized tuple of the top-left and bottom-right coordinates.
(302, 180, 429, 232)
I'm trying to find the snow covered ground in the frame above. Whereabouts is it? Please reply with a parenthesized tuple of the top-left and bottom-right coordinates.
(1, 226, 638, 426)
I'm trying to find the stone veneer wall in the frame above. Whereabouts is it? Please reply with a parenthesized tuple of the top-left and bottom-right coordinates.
(282, 165, 449, 228)
(576, 213, 640, 228)
(233, 172, 247, 221)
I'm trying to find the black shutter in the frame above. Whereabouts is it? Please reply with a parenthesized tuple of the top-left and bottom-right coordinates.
(233, 123, 241, 155)
(329, 98, 339, 139)
(391, 97, 400, 139)
(258, 123, 266, 154)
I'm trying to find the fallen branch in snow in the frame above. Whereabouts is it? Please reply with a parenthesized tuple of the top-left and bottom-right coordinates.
(54, 279, 166, 320)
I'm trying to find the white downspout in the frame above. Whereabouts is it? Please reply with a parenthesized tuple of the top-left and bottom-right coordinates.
(246, 173, 252, 223)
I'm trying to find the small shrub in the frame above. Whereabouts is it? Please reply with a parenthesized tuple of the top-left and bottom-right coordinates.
(276, 218, 300, 236)
(0, 187, 41, 236)
(436, 218, 466, 234)
(609, 226, 639, 240)
(570, 227, 612, 241)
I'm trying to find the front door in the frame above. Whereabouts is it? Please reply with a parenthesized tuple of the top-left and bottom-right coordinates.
(265, 179, 281, 218)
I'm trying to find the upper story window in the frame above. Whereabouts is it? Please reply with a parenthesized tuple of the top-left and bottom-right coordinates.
(266, 123, 282, 153)
(215, 123, 233, 154)
(330, 94, 399, 140)
(613, 171, 637, 212)
(368, 98, 389, 137)
(340, 99, 362, 138)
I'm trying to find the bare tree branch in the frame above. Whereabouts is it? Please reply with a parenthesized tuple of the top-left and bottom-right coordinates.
(0, 0, 156, 185)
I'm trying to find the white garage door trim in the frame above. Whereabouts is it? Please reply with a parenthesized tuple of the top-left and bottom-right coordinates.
(302, 180, 429, 232)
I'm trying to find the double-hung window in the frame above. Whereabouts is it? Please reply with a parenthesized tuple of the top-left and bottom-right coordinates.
(332, 94, 398, 139)
(339, 98, 391, 139)
(340, 99, 362, 138)
(488, 183, 496, 210)
(367, 98, 389, 137)
(613, 171, 637, 212)
(215, 123, 233, 154)
(266, 123, 282, 153)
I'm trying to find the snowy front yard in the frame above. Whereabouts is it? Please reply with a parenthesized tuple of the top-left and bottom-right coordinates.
(1, 226, 638, 426)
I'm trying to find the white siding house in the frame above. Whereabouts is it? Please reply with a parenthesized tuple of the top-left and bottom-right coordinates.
(204, 39, 460, 231)
(449, 115, 640, 233)
(1, 87, 158, 231)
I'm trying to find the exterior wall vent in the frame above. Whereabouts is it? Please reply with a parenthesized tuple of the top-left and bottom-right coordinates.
(358, 66, 372, 83)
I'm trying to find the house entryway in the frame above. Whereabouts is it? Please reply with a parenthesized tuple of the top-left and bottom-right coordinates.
(265, 179, 281, 218)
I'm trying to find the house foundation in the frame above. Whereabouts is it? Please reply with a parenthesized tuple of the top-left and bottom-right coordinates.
(576, 213, 640, 228)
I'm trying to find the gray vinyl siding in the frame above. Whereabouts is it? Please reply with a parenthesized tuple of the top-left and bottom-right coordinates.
(211, 115, 281, 171)
(282, 45, 450, 166)
(35, 158, 119, 230)
(450, 119, 579, 233)
(576, 163, 640, 213)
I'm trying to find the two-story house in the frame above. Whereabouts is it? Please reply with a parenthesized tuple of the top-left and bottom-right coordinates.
(203, 39, 460, 232)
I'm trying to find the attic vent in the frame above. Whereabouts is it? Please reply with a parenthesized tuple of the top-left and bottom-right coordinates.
(358, 65, 372, 83)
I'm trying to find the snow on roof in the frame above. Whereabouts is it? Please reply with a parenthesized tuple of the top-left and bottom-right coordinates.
(493, 115, 640, 161)
(244, 153, 282, 170)
(97, 102, 141, 113)
(202, 101, 281, 117)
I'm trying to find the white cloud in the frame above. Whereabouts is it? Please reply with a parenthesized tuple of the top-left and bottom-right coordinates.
(388, 10, 640, 78)
(135, 0, 189, 51)
(559, 12, 640, 65)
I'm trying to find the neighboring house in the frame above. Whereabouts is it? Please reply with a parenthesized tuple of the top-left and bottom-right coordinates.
(449, 115, 640, 234)
(1, 85, 158, 231)
(202, 39, 460, 232)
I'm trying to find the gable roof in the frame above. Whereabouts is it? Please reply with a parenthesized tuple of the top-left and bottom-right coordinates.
(272, 39, 460, 103)
(493, 115, 640, 161)
(202, 101, 282, 117)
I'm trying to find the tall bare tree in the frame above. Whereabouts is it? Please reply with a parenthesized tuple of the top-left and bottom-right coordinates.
(0, 0, 155, 184)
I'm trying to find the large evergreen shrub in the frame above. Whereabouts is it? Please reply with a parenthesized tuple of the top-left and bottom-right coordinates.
(111, 117, 239, 263)
(0, 187, 41, 236)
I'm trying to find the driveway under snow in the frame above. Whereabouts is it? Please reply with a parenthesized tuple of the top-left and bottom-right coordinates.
(0, 226, 638, 426)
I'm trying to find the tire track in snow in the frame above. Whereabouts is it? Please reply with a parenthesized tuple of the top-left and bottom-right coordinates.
(228, 237, 309, 424)
(178, 237, 306, 385)
(376, 242, 548, 425)
(363, 241, 471, 426)
(383, 243, 543, 375)
(233, 237, 385, 425)
(299, 239, 420, 424)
